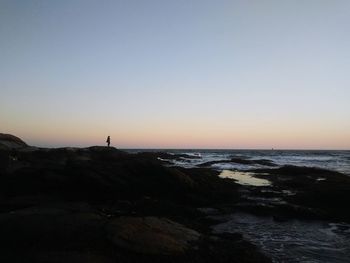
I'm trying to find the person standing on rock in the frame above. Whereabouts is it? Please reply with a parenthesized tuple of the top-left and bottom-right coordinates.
(106, 136, 111, 147)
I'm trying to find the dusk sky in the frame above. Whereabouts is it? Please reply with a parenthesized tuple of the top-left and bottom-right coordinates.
(1, 0, 349, 149)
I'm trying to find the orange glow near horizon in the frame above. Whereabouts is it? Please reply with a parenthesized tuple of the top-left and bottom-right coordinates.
(4, 118, 349, 150)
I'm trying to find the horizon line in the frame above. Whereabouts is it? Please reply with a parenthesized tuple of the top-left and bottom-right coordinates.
(29, 145, 350, 151)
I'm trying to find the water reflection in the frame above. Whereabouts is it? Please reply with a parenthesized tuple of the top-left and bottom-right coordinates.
(219, 170, 271, 186)
(213, 213, 350, 263)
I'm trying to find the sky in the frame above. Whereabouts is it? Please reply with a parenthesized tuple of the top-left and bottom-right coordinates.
(1, 0, 349, 149)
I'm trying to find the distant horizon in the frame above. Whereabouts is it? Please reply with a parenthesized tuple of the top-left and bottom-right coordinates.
(3, 130, 348, 151)
(22, 137, 350, 151)
(11, 132, 349, 151)
(17, 140, 350, 152)
(122, 148, 350, 151)
(1, 1, 349, 150)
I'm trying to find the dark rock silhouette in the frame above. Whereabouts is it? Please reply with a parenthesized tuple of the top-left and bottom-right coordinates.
(0, 133, 28, 149)
(198, 158, 277, 167)
(248, 165, 350, 222)
(1, 134, 349, 262)
(0, 134, 270, 263)
(107, 216, 201, 255)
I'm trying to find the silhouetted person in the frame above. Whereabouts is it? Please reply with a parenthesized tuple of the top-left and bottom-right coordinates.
(106, 136, 110, 147)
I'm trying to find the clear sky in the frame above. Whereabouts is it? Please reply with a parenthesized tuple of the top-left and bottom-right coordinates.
(1, 0, 349, 149)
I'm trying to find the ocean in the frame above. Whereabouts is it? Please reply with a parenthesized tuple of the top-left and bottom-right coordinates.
(125, 149, 350, 262)
(125, 149, 350, 175)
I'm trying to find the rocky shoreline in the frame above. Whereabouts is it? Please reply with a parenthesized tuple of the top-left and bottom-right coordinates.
(0, 134, 349, 262)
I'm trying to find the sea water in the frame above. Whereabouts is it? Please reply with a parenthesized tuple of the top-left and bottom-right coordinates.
(213, 213, 350, 263)
(125, 149, 350, 262)
(125, 149, 350, 175)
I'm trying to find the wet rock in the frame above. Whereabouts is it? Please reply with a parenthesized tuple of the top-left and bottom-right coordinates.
(252, 165, 343, 177)
(249, 165, 350, 222)
(198, 158, 276, 167)
(231, 158, 276, 166)
(107, 216, 201, 255)
(197, 207, 220, 215)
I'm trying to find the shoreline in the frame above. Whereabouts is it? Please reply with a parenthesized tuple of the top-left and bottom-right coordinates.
(0, 134, 350, 262)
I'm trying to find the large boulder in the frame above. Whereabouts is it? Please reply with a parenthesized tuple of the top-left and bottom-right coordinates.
(107, 216, 201, 255)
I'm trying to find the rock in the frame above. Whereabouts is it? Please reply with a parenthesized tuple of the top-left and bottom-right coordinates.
(0, 134, 272, 262)
(30, 251, 115, 263)
(197, 207, 220, 215)
(107, 216, 201, 255)
(0, 133, 28, 149)
(252, 165, 343, 176)
(0, 206, 108, 261)
(248, 165, 350, 222)
(198, 158, 276, 167)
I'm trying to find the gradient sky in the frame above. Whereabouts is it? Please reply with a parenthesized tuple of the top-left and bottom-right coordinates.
(1, 0, 349, 149)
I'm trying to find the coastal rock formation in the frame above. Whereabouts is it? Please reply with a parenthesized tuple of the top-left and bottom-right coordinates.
(250, 165, 350, 222)
(0, 133, 28, 149)
(0, 134, 270, 263)
(107, 216, 201, 255)
(2, 134, 349, 262)
(198, 158, 277, 167)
